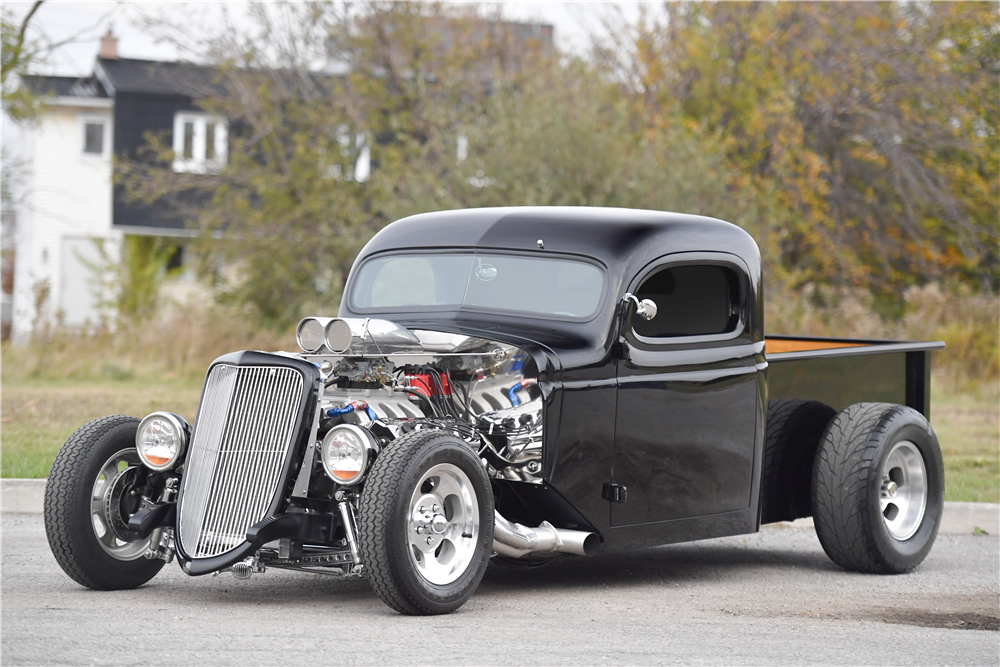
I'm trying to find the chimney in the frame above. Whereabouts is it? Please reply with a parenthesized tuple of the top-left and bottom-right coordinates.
(99, 28, 118, 59)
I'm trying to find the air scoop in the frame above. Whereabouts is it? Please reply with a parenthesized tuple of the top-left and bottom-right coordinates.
(296, 317, 423, 355)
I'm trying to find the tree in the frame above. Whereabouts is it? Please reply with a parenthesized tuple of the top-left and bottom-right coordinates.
(1, 1, 44, 121)
(597, 2, 999, 304)
(122, 2, 549, 327)
(454, 56, 756, 235)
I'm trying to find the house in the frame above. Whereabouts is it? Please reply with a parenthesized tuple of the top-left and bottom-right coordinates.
(10, 20, 553, 342)
(9, 31, 234, 341)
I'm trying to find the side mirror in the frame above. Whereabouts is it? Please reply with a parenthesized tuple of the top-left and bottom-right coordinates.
(636, 298, 657, 321)
(622, 294, 658, 321)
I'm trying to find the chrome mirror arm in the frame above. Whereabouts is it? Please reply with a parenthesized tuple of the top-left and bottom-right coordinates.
(622, 293, 657, 322)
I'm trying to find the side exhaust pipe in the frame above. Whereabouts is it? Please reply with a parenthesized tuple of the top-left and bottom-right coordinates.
(492, 511, 600, 558)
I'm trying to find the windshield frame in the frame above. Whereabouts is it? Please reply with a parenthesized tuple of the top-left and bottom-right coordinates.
(347, 248, 610, 323)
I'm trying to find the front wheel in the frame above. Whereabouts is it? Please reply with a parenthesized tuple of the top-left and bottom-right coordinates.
(358, 429, 494, 615)
(811, 403, 944, 574)
(44, 416, 165, 590)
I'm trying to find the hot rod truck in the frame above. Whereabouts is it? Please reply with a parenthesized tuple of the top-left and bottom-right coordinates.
(44, 207, 945, 615)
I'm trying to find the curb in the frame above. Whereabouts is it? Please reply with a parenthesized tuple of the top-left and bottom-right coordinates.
(3, 478, 998, 535)
(2, 479, 47, 514)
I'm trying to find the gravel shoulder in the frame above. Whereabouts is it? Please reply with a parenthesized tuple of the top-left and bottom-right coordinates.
(2, 514, 997, 666)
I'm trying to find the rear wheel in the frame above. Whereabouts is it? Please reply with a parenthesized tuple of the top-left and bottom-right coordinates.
(44, 416, 164, 590)
(358, 429, 494, 615)
(811, 403, 943, 574)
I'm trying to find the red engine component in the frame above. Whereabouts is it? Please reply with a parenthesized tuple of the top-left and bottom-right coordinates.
(406, 373, 452, 397)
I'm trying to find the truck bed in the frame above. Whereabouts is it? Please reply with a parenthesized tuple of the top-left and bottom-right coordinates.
(765, 335, 945, 418)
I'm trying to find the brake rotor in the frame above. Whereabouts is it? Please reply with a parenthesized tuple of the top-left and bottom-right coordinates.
(103, 466, 145, 543)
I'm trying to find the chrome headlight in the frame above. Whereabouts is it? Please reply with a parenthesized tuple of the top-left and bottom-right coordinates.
(136, 412, 189, 471)
(320, 424, 378, 485)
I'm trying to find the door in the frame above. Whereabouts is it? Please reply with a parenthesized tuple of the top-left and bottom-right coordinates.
(611, 253, 760, 526)
(60, 237, 104, 327)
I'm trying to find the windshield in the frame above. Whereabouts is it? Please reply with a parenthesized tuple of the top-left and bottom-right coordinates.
(351, 252, 605, 319)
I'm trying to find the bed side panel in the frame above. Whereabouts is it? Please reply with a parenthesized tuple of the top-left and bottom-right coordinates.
(768, 352, 908, 413)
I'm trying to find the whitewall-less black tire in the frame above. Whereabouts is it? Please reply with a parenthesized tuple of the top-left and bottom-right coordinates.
(44, 416, 165, 590)
(358, 429, 494, 615)
(811, 403, 944, 574)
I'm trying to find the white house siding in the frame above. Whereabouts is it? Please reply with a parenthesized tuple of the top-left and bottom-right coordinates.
(12, 102, 117, 341)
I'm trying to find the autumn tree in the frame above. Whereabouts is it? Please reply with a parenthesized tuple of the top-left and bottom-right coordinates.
(598, 2, 999, 307)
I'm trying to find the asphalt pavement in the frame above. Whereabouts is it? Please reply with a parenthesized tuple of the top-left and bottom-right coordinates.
(2, 513, 997, 666)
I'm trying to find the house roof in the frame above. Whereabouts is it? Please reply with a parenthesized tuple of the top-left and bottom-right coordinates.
(21, 75, 109, 98)
(95, 57, 225, 97)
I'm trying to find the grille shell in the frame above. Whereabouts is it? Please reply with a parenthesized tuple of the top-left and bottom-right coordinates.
(178, 363, 306, 559)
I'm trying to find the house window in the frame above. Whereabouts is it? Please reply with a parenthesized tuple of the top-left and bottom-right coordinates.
(173, 112, 227, 173)
(79, 115, 109, 157)
(84, 123, 104, 154)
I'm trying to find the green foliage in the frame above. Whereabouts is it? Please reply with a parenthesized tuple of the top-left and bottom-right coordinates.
(117, 236, 180, 321)
(83, 235, 180, 324)
(456, 59, 752, 223)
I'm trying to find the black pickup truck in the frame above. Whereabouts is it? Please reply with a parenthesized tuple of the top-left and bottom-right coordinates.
(44, 207, 945, 615)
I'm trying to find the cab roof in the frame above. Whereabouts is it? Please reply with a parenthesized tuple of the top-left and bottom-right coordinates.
(356, 207, 757, 271)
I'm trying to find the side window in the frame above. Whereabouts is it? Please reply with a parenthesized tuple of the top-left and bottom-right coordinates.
(633, 264, 741, 338)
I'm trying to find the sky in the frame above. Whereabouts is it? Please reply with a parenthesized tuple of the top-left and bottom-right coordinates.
(1, 1, 657, 154)
(3, 1, 651, 77)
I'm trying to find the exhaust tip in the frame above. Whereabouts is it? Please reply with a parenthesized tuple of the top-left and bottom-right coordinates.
(582, 533, 601, 557)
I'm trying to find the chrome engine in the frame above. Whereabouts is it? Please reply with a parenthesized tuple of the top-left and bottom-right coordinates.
(306, 319, 546, 484)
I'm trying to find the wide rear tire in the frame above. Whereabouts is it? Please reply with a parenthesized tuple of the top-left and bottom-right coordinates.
(811, 403, 943, 574)
(44, 416, 165, 590)
(358, 429, 494, 615)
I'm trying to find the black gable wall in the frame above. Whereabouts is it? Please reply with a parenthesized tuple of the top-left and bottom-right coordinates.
(113, 92, 208, 231)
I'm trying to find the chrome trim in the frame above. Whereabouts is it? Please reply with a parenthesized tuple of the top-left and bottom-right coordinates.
(323, 317, 424, 355)
(338, 501, 362, 572)
(296, 317, 333, 353)
(178, 364, 304, 559)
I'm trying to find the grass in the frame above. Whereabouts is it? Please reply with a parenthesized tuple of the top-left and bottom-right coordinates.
(1, 378, 203, 478)
(2, 373, 996, 503)
(932, 382, 1000, 504)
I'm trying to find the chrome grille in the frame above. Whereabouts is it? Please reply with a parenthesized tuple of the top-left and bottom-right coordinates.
(178, 364, 305, 559)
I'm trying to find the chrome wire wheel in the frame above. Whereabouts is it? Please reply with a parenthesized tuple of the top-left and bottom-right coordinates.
(879, 441, 927, 541)
(90, 448, 150, 560)
(406, 463, 480, 586)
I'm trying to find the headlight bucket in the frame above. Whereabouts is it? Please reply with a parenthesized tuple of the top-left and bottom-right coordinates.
(136, 411, 190, 471)
(320, 424, 378, 486)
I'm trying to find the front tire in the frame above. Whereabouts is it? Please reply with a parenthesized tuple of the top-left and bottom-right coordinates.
(358, 429, 494, 615)
(44, 416, 165, 590)
(811, 403, 944, 574)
